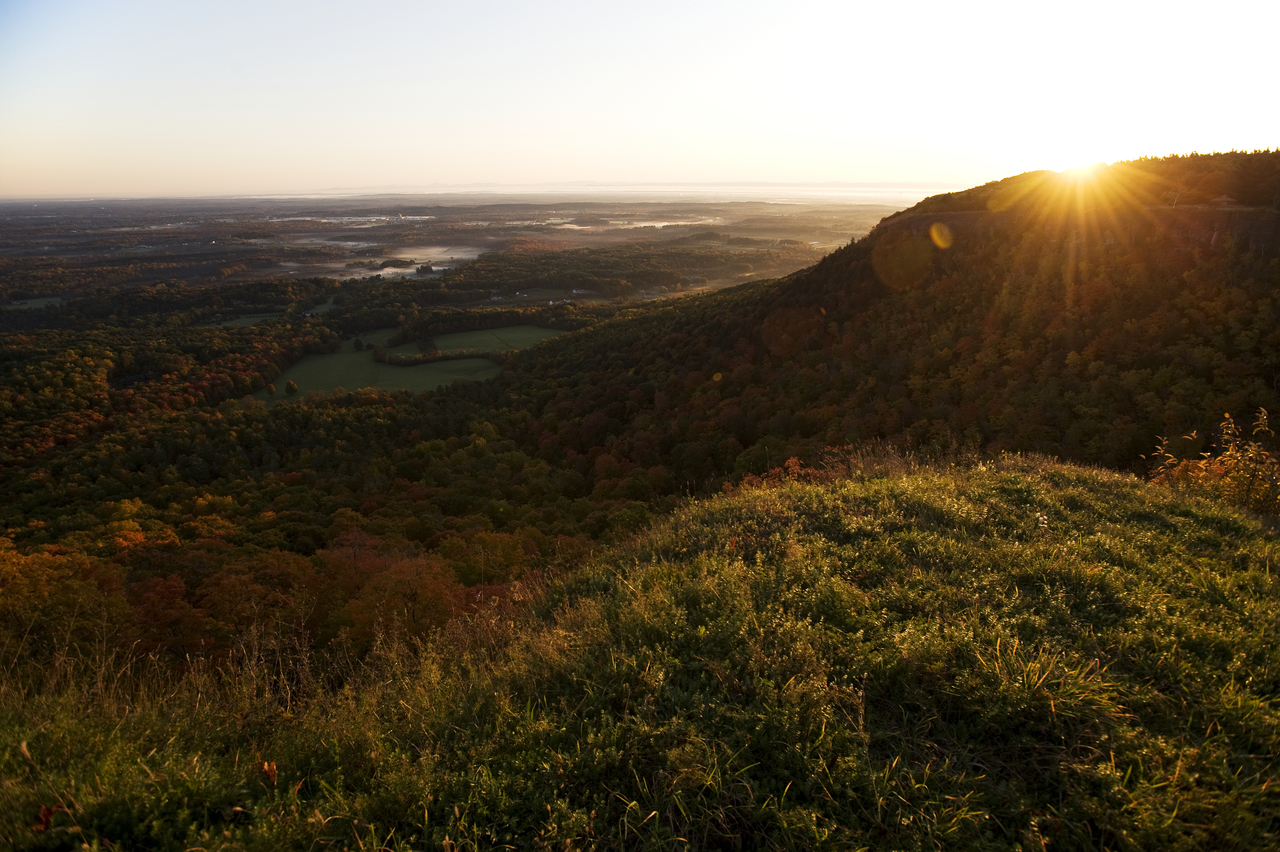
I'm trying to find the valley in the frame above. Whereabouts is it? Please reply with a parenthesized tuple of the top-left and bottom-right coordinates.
(0, 196, 896, 304)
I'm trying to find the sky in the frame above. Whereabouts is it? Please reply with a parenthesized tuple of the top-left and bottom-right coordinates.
(0, 0, 1276, 198)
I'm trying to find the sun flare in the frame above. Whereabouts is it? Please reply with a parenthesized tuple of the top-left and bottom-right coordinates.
(1057, 162, 1106, 181)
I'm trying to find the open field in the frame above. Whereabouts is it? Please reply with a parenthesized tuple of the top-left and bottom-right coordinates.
(0, 296, 62, 310)
(257, 328, 499, 402)
(257, 325, 560, 402)
(264, 355, 499, 402)
(213, 312, 284, 327)
(432, 324, 562, 352)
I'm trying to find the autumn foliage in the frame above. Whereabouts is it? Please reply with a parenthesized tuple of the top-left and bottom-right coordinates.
(2, 152, 1279, 666)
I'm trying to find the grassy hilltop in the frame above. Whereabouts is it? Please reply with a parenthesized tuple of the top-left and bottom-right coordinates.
(4, 455, 1278, 849)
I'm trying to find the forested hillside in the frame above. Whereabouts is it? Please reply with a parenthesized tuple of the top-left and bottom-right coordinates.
(3, 152, 1280, 847)
(3, 153, 1279, 660)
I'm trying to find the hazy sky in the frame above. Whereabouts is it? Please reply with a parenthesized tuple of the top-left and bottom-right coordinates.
(1, 0, 1276, 198)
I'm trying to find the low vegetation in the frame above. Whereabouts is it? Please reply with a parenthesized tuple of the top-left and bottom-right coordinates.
(1150, 409, 1280, 517)
(431, 325, 562, 354)
(260, 326, 560, 400)
(4, 455, 1278, 849)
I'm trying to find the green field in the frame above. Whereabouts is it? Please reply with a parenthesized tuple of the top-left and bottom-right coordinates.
(256, 326, 560, 402)
(216, 312, 283, 327)
(1, 296, 62, 310)
(212, 300, 330, 328)
(257, 328, 500, 403)
(433, 324, 562, 352)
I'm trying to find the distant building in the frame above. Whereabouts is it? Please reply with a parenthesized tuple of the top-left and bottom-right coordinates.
(1212, 195, 1239, 206)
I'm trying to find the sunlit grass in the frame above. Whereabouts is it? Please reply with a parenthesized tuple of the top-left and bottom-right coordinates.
(3, 455, 1278, 849)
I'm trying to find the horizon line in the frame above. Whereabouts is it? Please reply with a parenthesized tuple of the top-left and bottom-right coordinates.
(0, 180, 968, 204)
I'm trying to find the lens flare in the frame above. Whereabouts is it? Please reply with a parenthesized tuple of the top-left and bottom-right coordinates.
(929, 222, 953, 249)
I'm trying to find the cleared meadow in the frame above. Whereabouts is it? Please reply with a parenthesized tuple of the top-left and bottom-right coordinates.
(258, 325, 560, 403)
(258, 329, 496, 403)
(432, 324, 562, 352)
(216, 313, 283, 327)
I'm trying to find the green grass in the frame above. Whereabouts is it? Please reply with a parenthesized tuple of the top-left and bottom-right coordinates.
(214, 313, 284, 327)
(255, 326, 560, 402)
(256, 329, 501, 403)
(0, 297, 62, 310)
(4, 455, 1278, 849)
(432, 325, 563, 353)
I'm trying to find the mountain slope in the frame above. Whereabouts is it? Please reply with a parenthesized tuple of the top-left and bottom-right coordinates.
(4, 153, 1280, 669)
(495, 153, 1280, 490)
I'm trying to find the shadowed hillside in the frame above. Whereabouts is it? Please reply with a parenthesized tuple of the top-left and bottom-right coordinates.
(493, 152, 1280, 495)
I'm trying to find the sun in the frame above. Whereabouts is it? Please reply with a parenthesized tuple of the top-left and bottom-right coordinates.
(1057, 162, 1107, 182)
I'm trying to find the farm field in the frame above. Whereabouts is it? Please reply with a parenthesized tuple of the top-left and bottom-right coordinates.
(214, 313, 283, 327)
(256, 328, 500, 402)
(1, 296, 62, 310)
(432, 324, 562, 352)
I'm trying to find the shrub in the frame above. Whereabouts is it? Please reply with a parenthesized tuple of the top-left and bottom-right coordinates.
(1149, 409, 1280, 515)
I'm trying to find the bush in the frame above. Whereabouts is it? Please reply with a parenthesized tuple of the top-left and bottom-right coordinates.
(1149, 409, 1280, 515)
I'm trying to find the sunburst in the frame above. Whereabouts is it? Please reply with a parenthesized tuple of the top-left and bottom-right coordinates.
(1057, 162, 1105, 182)
(976, 160, 1177, 319)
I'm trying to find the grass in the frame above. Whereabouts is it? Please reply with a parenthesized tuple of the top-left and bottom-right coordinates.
(256, 329, 501, 403)
(431, 325, 563, 354)
(3, 455, 1278, 849)
(0, 297, 62, 311)
(213, 313, 284, 327)
(256, 326, 560, 402)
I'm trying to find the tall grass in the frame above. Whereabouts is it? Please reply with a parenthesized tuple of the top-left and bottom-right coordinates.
(4, 455, 1278, 849)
